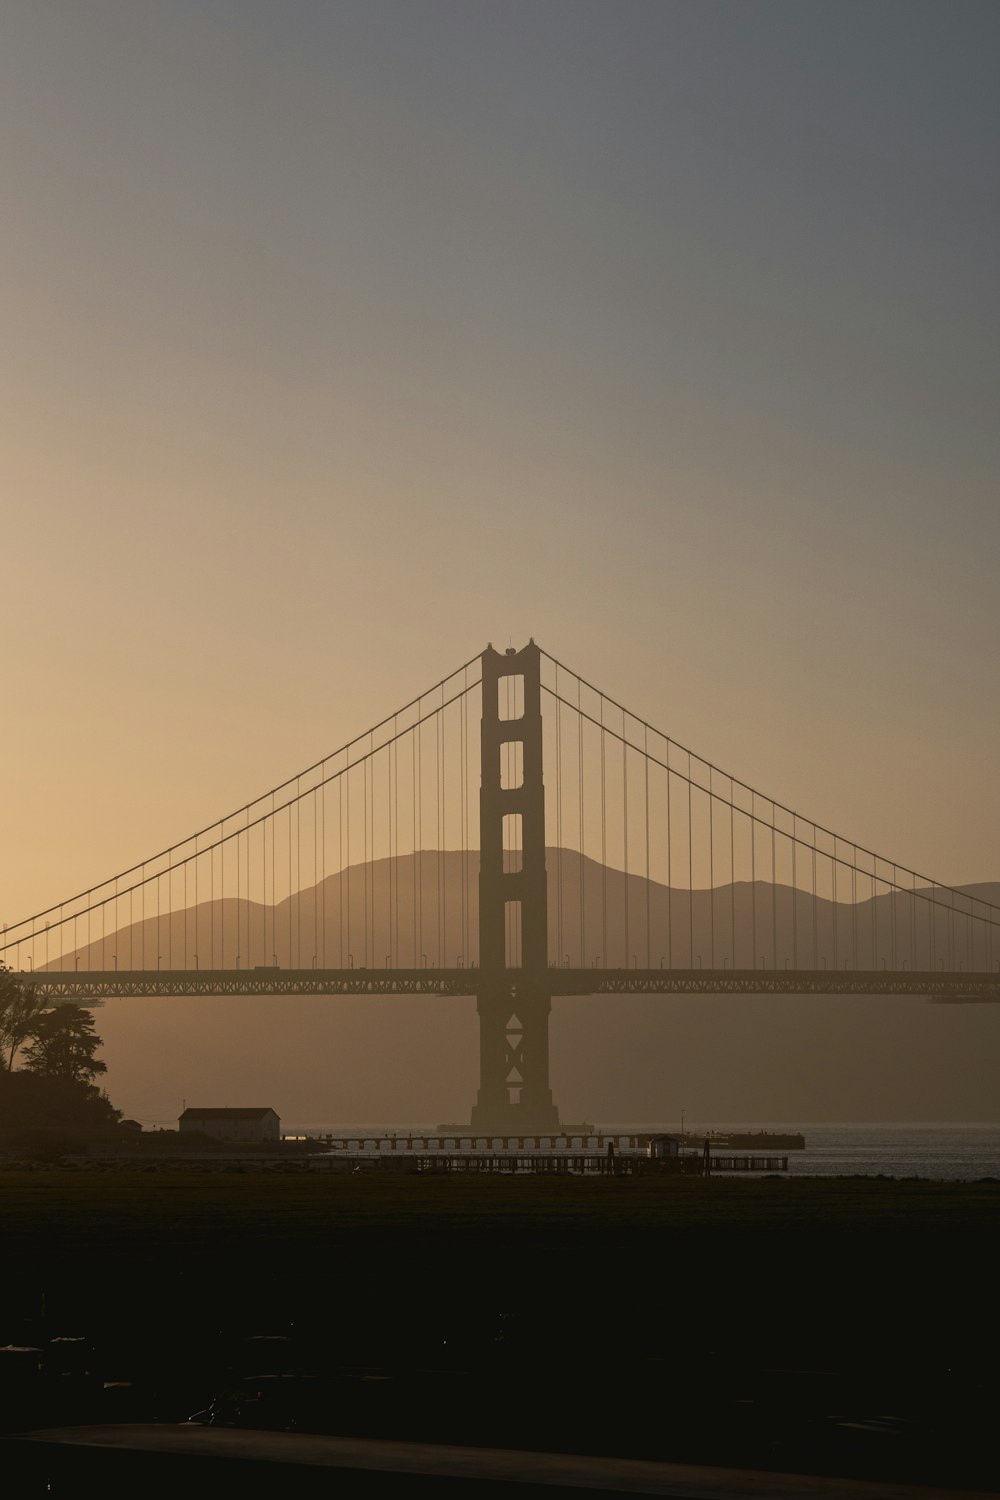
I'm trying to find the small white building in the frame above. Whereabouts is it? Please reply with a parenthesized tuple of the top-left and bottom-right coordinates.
(179, 1107, 280, 1142)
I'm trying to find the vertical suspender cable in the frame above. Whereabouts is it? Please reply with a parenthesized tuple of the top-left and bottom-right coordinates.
(439, 694, 445, 967)
(364, 750, 370, 969)
(852, 853, 857, 970)
(339, 771, 344, 966)
(245, 813, 250, 967)
(235, 829, 240, 968)
(296, 781, 302, 968)
(831, 843, 838, 970)
(556, 674, 563, 966)
(872, 863, 878, 969)
(791, 822, 803, 972)
(644, 726, 651, 969)
(322, 768, 327, 967)
(622, 710, 629, 968)
(709, 772, 714, 970)
(443, 692, 447, 966)
(687, 757, 693, 966)
(771, 816, 777, 970)
(811, 836, 817, 967)
(247, 810, 252, 967)
(600, 696, 607, 966)
(750, 798, 756, 966)
(730, 782, 736, 968)
(411, 726, 417, 967)
(578, 678, 585, 968)
(666, 747, 672, 969)
(394, 718, 400, 967)
(346, 763, 352, 967)
(460, 689, 466, 965)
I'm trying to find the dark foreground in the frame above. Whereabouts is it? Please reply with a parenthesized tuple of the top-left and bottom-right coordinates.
(1, 1171, 998, 1494)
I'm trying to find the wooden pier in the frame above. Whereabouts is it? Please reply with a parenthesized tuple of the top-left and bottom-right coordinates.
(308, 1149, 789, 1175)
(306, 1131, 660, 1153)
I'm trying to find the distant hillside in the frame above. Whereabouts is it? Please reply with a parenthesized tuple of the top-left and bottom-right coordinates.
(52, 851, 1000, 975)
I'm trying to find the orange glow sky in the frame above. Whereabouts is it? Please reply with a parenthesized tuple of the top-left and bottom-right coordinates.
(3, 0, 998, 930)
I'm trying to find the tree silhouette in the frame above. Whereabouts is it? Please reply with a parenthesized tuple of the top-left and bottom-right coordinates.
(21, 1004, 107, 1086)
(0, 962, 45, 1070)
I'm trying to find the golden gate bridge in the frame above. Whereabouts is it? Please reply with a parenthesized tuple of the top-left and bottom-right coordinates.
(3, 641, 998, 1131)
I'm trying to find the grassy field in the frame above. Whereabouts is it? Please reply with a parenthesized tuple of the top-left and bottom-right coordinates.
(2, 1170, 998, 1488)
(2, 1169, 997, 1346)
(3, 1168, 998, 1243)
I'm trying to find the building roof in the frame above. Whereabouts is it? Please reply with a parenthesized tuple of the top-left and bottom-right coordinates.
(179, 1107, 279, 1120)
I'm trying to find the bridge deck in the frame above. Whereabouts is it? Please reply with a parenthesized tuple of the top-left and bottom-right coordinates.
(17, 967, 1000, 1002)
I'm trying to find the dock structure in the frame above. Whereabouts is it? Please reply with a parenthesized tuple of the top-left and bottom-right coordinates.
(305, 1131, 653, 1153)
(299, 1128, 805, 1154)
(307, 1147, 789, 1175)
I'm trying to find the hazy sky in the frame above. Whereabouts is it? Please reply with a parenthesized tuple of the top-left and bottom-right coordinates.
(3, 2, 999, 924)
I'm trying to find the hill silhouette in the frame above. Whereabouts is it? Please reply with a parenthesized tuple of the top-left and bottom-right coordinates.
(52, 849, 1000, 976)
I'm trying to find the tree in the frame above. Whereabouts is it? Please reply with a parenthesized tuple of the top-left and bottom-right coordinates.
(0, 1069, 121, 1138)
(21, 1004, 107, 1086)
(0, 961, 45, 1070)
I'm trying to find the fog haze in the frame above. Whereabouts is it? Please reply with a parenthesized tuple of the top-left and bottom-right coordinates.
(97, 985, 1000, 1129)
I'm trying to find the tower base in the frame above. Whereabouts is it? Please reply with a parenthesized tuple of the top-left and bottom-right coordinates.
(468, 1099, 561, 1136)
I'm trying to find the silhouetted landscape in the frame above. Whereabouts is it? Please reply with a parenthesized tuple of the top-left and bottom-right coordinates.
(48, 846, 1000, 975)
(5, 0, 999, 1492)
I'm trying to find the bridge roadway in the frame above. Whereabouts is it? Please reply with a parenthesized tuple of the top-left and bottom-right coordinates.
(17, 966, 1000, 1003)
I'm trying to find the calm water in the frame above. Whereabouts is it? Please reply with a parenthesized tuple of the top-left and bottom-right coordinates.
(774, 1122, 1000, 1180)
(287, 1121, 1000, 1180)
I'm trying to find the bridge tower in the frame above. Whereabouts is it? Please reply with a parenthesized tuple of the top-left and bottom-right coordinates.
(471, 641, 559, 1133)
